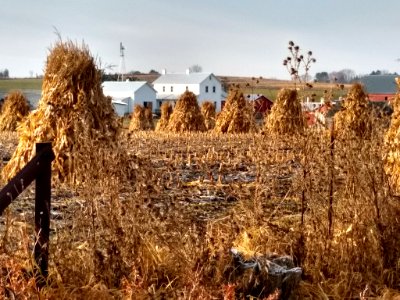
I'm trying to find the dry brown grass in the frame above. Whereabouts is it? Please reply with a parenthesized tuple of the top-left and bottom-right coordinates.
(0, 124, 399, 298)
(0, 90, 30, 132)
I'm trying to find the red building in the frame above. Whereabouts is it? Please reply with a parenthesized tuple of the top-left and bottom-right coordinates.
(360, 75, 397, 101)
(246, 94, 273, 116)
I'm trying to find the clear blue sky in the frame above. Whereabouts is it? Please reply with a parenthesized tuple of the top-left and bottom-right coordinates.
(1, 0, 400, 79)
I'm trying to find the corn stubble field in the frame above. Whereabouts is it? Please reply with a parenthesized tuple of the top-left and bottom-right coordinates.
(1, 41, 400, 300)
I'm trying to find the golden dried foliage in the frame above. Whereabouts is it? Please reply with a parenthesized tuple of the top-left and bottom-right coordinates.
(0, 90, 30, 131)
(201, 101, 216, 131)
(166, 91, 206, 132)
(264, 88, 304, 135)
(214, 88, 256, 133)
(334, 83, 373, 138)
(155, 102, 173, 132)
(384, 78, 400, 189)
(129, 105, 153, 131)
(1, 40, 135, 185)
(144, 107, 154, 130)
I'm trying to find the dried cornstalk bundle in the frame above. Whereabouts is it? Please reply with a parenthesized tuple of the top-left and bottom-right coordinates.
(144, 107, 154, 130)
(201, 101, 216, 130)
(166, 91, 206, 132)
(1, 40, 135, 185)
(264, 88, 304, 135)
(334, 83, 373, 138)
(155, 102, 173, 131)
(214, 88, 256, 133)
(129, 105, 149, 131)
(0, 90, 30, 131)
(384, 78, 400, 189)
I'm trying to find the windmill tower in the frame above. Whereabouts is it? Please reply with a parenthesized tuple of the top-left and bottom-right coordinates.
(118, 42, 126, 81)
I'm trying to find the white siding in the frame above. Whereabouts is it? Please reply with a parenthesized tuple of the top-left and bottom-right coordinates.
(153, 83, 200, 96)
(198, 75, 223, 111)
(102, 81, 157, 113)
(112, 103, 128, 117)
(133, 85, 157, 112)
(153, 73, 224, 111)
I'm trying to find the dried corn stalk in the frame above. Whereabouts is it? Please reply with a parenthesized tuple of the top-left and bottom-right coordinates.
(264, 88, 304, 135)
(155, 102, 173, 132)
(166, 91, 206, 132)
(129, 105, 153, 131)
(334, 83, 373, 138)
(384, 78, 400, 189)
(214, 88, 256, 133)
(0, 90, 30, 131)
(201, 101, 216, 130)
(1, 40, 135, 185)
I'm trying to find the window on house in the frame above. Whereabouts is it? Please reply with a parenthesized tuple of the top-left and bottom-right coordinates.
(213, 86, 216, 93)
(163, 86, 165, 92)
(171, 86, 173, 92)
(186, 86, 188, 91)
(205, 86, 209, 93)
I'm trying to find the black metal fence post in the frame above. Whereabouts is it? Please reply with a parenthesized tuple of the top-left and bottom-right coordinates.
(34, 142, 53, 283)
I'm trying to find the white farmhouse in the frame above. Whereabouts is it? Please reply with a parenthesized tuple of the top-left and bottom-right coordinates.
(152, 70, 225, 112)
(102, 81, 157, 116)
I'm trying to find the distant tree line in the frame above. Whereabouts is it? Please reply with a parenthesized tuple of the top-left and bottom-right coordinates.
(0, 69, 9, 79)
(369, 70, 398, 76)
(102, 69, 160, 81)
(314, 69, 356, 83)
(315, 69, 399, 84)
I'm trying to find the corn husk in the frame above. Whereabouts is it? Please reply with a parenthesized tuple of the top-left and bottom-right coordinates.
(129, 105, 153, 131)
(214, 88, 256, 133)
(334, 83, 373, 138)
(264, 88, 304, 135)
(201, 101, 216, 131)
(1, 40, 135, 185)
(0, 90, 30, 131)
(155, 102, 173, 132)
(166, 91, 206, 132)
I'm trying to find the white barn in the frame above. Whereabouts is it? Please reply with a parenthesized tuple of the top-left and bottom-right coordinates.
(152, 70, 224, 112)
(102, 81, 157, 116)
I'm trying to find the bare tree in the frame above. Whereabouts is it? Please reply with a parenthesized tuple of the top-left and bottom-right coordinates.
(189, 64, 203, 73)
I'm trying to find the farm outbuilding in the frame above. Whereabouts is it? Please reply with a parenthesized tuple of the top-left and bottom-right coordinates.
(153, 70, 225, 112)
(102, 81, 157, 116)
(360, 75, 397, 101)
(245, 94, 273, 116)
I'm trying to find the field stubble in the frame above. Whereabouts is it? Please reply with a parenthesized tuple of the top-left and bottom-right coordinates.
(0, 128, 399, 299)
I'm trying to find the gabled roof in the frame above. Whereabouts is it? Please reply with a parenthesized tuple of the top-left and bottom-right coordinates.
(111, 97, 130, 105)
(360, 75, 398, 94)
(245, 94, 273, 102)
(102, 81, 156, 93)
(153, 73, 218, 85)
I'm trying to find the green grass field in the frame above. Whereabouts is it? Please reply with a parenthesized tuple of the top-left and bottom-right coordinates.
(0, 78, 42, 92)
